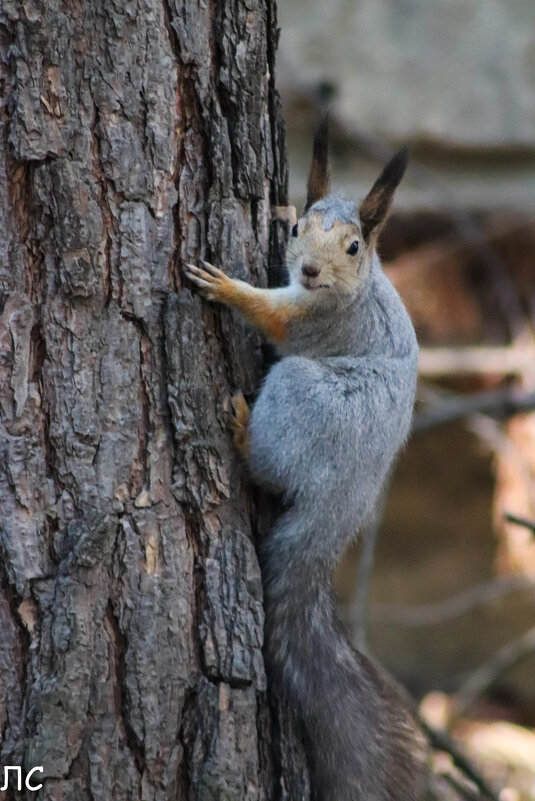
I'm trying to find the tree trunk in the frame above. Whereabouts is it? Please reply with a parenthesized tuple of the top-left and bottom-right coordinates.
(0, 2, 308, 799)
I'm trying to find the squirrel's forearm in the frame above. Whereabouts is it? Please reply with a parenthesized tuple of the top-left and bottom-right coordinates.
(184, 260, 306, 345)
(220, 281, 304, 344)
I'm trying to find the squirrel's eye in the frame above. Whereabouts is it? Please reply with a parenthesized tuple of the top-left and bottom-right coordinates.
(291, 223, 298, 238)
(347, 240, 359, 256)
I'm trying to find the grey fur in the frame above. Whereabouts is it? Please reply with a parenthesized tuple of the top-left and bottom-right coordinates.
(309, 195, 358, 231)
(248, 203, 429, 799)
(185, 169, 429, 797)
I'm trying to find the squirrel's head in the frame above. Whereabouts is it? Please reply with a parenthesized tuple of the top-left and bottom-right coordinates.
(286, 119, 408, 298)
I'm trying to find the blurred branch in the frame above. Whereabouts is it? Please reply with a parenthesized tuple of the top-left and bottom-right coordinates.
(504, 512, 535, 536)
(370, 575, 534, 627)
(453, 625, 535, 717)
(418, 346, 535, 377)
(440, 771, 493, 801)
(413, 386, 535, 433)
(467, 415, 535, 484)
(420, 720, 502, 801)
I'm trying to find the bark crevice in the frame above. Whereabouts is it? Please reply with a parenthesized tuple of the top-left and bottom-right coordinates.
(0, 1, 309, 798)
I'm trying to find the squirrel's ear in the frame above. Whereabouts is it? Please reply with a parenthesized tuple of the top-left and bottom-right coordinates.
(359, 146, 409, 243)
(304, 117, 331, 212)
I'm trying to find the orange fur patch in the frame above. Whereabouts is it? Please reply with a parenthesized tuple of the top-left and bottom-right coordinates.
(218, 280, 301, 344)
(233, 425, 250, 458)
(231, 392, 251, 459)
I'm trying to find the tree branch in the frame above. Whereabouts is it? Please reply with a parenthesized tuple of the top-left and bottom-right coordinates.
(413, 387, 535, 433)
(453, 625, 535, 717)
(369, 575, 534, 627)
(441, 770, 492, 801)
(418, 346, 535, 378)
(504, 513, 535, 536)
(420, 720, 502, 801)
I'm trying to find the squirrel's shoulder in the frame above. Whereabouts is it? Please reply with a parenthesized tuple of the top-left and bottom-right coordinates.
(277, 263, 416, 362)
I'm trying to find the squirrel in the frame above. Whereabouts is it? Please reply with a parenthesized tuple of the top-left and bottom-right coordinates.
(184, 120, 429, 801)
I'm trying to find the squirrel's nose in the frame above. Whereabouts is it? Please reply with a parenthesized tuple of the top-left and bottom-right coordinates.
(302, 263, 320, 278)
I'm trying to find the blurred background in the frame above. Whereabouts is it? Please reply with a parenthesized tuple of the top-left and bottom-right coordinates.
(277, 1, 535, 798)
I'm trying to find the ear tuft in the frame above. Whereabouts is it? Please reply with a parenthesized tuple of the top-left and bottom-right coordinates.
(304, 116, 331, 212)
(359, 146, 409, 242)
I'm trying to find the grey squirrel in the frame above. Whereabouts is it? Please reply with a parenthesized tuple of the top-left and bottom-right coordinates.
(184, 121, 429, 801)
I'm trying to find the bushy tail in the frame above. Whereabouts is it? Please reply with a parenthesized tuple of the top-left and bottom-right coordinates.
(261, 506, 429, 801)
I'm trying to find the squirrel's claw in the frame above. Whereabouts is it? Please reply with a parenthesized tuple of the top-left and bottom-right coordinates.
(184, 263, 206, 280)
(201, 260, 226, 278)
(183, 263, 212, 293)
(184, 261, 227, 300)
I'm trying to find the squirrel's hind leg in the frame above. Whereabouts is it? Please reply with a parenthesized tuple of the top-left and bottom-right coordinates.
(231, 392, 251, 459)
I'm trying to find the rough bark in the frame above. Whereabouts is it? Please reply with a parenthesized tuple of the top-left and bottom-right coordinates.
(0, 1, 307, 799)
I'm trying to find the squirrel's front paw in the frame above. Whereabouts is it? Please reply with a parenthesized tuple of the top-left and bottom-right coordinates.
(183, 260, 229, 301)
